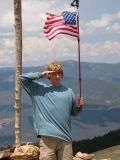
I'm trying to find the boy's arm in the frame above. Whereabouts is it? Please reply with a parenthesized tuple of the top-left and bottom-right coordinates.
(71, 91, 83, 116)
(19, 71, 56, 96)
(19, 72, 42, 95)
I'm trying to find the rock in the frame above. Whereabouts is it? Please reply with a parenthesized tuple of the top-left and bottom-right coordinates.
(73, 151, 95, 160)
(0, 149, 12, 159)
(92, 158, 112, 160)
(101, 158, 111, 160)
(10, 144, 39, 160)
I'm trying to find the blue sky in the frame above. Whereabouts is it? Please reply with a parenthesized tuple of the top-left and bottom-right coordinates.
(0, 0, 120, 67)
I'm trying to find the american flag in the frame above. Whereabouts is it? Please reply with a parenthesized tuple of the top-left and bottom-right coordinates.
(44, 11, 78, 40)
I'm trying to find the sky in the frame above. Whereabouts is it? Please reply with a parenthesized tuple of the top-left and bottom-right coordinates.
(0, 0, 120, 67)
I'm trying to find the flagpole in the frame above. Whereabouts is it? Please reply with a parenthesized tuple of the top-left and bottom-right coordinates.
(71, 0, 82, 98)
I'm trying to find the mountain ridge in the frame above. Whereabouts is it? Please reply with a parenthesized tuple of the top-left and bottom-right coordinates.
(0, 60, 120, 106)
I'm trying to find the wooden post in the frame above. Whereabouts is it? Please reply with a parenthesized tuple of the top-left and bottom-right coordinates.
(14, 0, 22, 145)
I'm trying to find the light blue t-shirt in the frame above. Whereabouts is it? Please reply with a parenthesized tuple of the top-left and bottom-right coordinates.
(19, 72, 81, 142)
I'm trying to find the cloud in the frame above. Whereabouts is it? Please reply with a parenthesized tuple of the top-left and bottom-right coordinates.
(0, 0, 120, 67)
(0, 0, 76, 33)
(22, 0, 76, 32)
(81, 41, 120, 63)
(105, 23, 120, 33)
(0, 0, 56, 32)
(0, 32, 15, 37)
(0, 38, 15, 67)
(22, 36, 77, 66)
(0, 1, 13, 27)
(1, 38, 14, 48)
(1, 11, 14, 28)
(81, 11, 120, 35)
(22, 1, 55, 32)
(0, 34, 120, 67)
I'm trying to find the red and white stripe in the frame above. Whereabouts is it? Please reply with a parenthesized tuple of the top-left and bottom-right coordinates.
(44, 13, 78, 40)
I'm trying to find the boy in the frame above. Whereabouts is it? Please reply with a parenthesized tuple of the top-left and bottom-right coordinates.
(19, 61, 83, 160)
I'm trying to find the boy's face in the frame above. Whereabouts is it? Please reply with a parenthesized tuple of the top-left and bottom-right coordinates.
(50, 71, 62, 86)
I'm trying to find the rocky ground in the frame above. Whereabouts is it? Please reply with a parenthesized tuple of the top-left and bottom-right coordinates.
(0, 144, 120, 160)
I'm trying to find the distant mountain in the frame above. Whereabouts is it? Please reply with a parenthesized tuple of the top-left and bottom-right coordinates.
(0, 60, 120, 106)
(0, 60, 120, 146)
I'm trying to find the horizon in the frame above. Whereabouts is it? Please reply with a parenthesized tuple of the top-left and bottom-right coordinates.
(0, 59, 120, 69)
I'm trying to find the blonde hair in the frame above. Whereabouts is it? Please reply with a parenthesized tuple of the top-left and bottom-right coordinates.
(47, 61, 63, 77)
